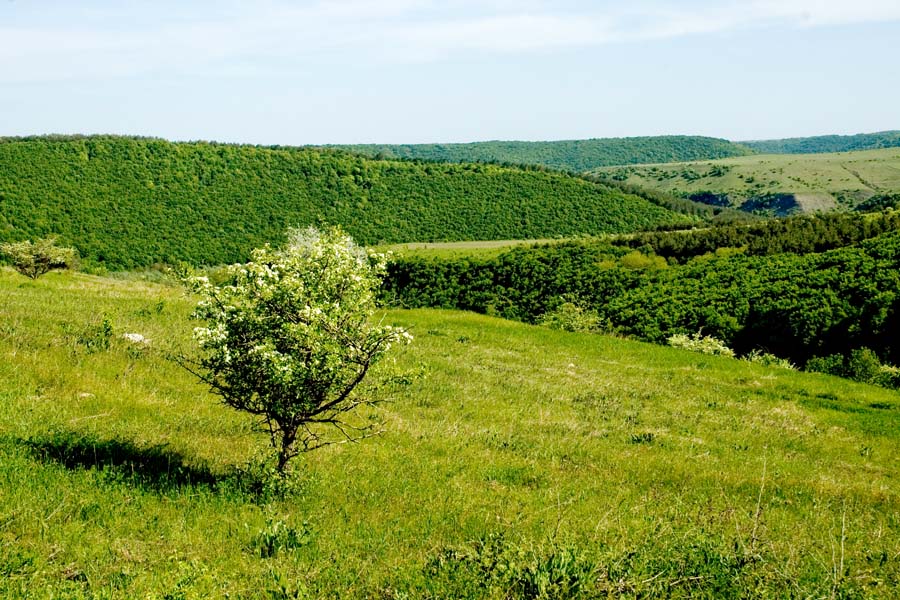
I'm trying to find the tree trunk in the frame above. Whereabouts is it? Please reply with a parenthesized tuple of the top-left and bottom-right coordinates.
(276, 427, 297, 475)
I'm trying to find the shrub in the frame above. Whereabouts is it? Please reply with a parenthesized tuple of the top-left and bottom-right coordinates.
(806, 349, 900, 389)
(744, 350, 796, 370)
(805, 353, 845, 377)
(0, 237, 78, 279)
(539, 300, 603, 333)
(667, 332, 735, 357)
(182, 226, 412, 474)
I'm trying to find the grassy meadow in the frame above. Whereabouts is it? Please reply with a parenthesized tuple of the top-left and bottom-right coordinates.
(2, 267, 900, 598)
(591, 148, 900, 214)
(379, 239, 569, 261)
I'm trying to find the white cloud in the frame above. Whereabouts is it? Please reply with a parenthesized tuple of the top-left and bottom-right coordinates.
(1, 0, 899, 83)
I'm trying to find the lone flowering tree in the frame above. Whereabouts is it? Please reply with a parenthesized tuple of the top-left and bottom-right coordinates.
(183, 226, 412, 473)
(1, 237, 78, 279)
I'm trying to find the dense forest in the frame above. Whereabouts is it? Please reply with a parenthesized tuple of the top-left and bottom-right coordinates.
(743, 130, 900, 154)
(384, 221, 900, 369)
(613, 211, 900, 261)
(0, 136, 692, 269)
(328, 136, 753, 172)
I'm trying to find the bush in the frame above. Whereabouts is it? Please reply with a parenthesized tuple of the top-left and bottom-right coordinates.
(667, 332, 735, 357)
(744, 350, 796, 370)
(806, 348, 900, 389)
(0, 237, 78, 279)
(539, 300, 603, 333)
(182, 226, 412, 474)
(805, 353, 845, 377)
(845, 348, 885, 384)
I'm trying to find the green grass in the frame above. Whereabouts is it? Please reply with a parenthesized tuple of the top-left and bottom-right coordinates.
(2, 268, 900, 598)
(592, 148, 900, 215)
(378, 238, 575, 260)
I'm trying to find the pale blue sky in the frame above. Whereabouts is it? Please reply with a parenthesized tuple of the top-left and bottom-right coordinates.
(2, 0, 899, 144)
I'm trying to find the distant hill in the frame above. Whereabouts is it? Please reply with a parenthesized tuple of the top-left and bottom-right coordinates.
(327, 136, 753, 172)
(0, 136, 692, 269)
(742, 130, 900, 155)
(591, 147, 900, 216)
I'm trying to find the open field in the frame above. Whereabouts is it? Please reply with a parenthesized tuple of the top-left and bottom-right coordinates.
(591, 148, 900, 215)
(378, 238, 567, 260)
(2, 268, 899, 598)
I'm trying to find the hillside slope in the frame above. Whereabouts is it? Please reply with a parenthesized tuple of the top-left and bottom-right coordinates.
(328, 135, 753, 171)
(0, 137, 691, 269)
(744, 130, 900, 154)
(1, 269, 899, 597)
(591, 147, 900, 215)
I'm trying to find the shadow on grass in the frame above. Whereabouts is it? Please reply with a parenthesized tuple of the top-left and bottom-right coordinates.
(20, 432, 220, 492)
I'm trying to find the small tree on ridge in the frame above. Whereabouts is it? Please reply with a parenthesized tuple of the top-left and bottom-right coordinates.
(182, 226, 412, 473)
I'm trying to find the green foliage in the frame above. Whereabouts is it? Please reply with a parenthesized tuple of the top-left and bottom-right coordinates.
(845, 348, 886, 385)
(538, 299, 602, 333)
(384, 231, 900, 372)
(855, 192, 900, 213)
(182, 226, 412, 473)
(418, 534, 596, 599)
(330, 135, 753, 171)
(667, 332, 735, 357)
(248, 518, 312, 559)
(0, 136, 690, 269)
(743, 130, 900, 154)
(63, 317, 114, 354)
(744, 350, 796, 370)
(0, 236, 78, 279)
(613, 211, 900, 263)
(807, 348, 900, 390)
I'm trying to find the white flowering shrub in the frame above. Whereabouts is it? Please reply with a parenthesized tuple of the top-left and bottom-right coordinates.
(1, 237, 78, 279)
(744, 350, 796, 370)
(183, 226, 412, 473)
(667, 332, 735, 357)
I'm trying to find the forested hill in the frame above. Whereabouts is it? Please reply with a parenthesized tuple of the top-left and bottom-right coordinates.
(327, 136, 753, 172)
(0, 136, 691, 269)
(742, 130, 900, 154)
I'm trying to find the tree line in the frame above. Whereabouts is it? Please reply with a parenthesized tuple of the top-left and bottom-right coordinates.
(383, 228, 900, 370)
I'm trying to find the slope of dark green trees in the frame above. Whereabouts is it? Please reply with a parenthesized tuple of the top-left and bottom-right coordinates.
(0, 136, 692, 269)
(384, 221, 900, 369)
(328, 136, 753, 172)
(614, 211, 900, 261)
(743, 130, 900, 154)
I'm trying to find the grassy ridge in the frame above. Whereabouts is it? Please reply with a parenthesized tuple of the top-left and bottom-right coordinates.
(0, 136, 691, 269)
(591, 147, 900, 215)
(2, 269, 900, 597)
(328, 136, 753, 172)
(743, 130, 900, 154)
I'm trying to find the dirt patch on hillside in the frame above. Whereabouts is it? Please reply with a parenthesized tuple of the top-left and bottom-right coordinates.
(793, 193, 838, 213)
